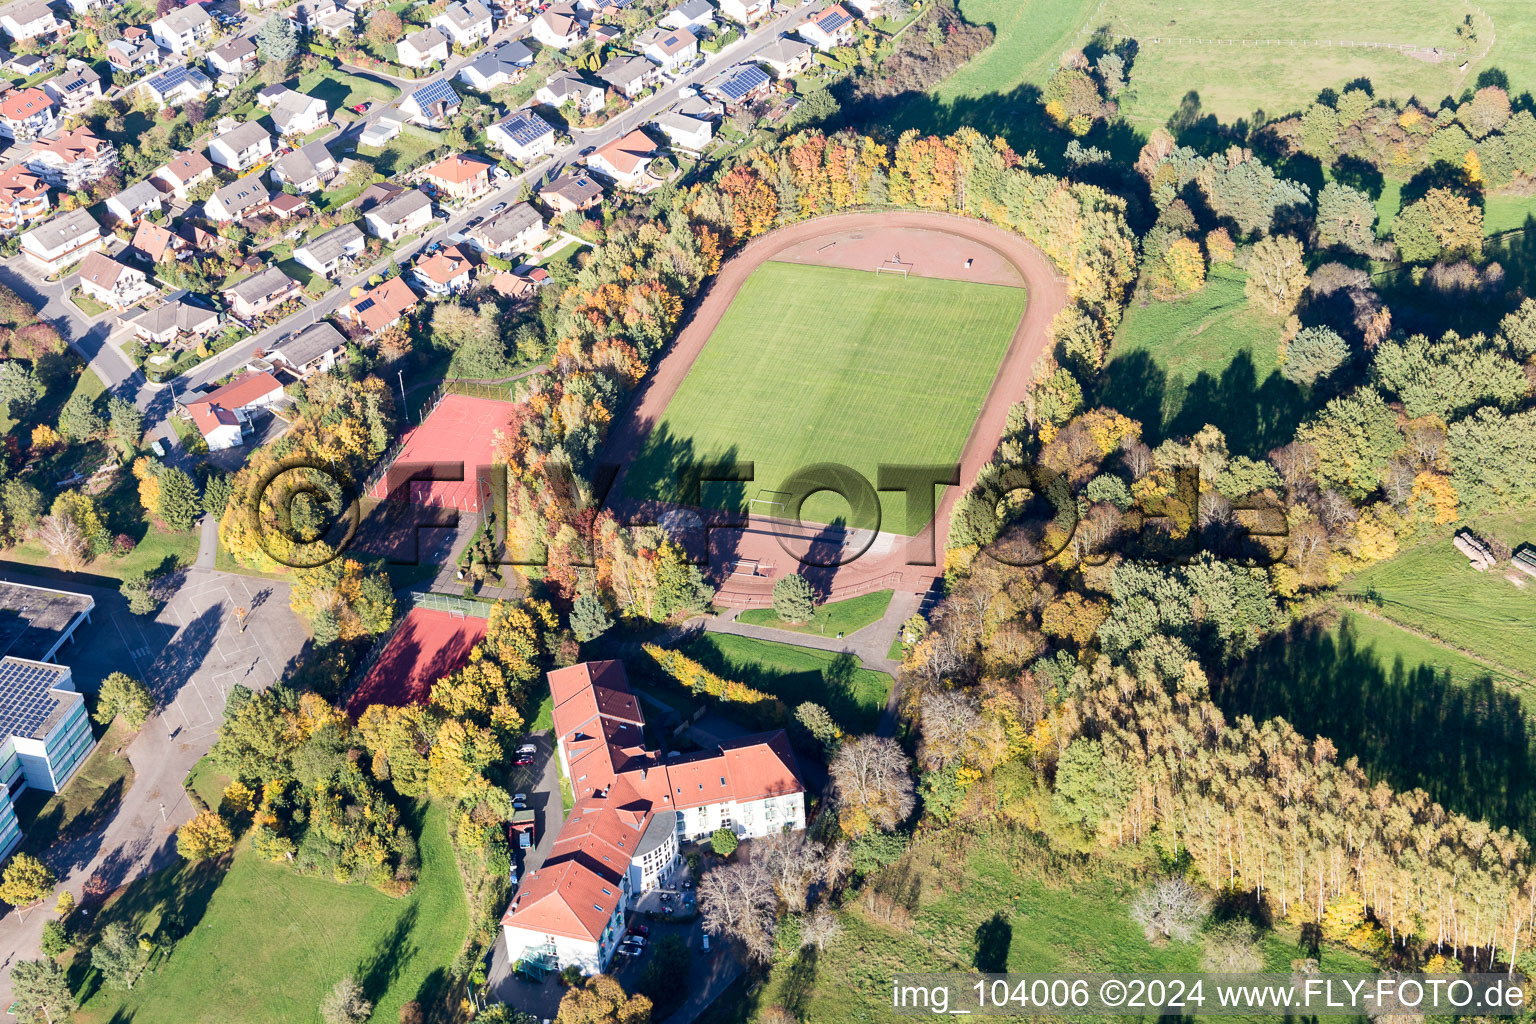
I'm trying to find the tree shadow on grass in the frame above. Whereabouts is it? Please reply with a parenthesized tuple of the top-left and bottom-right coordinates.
(676, 636, 878, 733)
(973, 912, 1012, 972)
(1217, 615, 1536, 836)
(358, 904, 421, 1008)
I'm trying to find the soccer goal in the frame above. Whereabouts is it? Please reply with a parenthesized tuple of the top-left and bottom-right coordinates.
(749, 488, 791, 516)
(874, 262, 911, 278)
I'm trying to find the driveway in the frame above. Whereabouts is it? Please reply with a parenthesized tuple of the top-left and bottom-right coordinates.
(0, 565, 307, 1006)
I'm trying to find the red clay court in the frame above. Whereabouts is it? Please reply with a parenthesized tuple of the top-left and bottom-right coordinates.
(348, 607, 488, 714)
(368, 394, 517, 512)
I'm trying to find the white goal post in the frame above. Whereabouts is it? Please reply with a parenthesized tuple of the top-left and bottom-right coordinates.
(874, 264, 911, 278)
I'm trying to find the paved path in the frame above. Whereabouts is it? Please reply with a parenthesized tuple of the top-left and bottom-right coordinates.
(0, 565, 305, 1006)
(195, 514, 218, 570)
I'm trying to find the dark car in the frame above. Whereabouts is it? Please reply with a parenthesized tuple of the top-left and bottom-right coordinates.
(627, 924, 649, 937)
(466, 216, 484, 228)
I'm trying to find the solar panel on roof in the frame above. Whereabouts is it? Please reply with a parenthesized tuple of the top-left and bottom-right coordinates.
(354, 297, 375, 312)
(717, 64, 768, 100)
(818, 7, 851, 30)
(0, 658, 68, 741)
(411, 78, 461, 110)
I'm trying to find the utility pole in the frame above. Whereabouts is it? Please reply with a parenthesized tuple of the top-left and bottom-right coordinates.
(398, 369, 407, 409)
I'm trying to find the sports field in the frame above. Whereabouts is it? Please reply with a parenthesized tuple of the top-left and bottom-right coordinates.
(347, 607, 489, 715)
(624, 261, 1027, 533)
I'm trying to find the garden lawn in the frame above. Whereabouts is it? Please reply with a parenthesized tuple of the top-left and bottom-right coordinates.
(677, 631, 891, 733)
(625, 262, 1025, 532)
(1096, 263, 1305, 456)
(77, 802, 470, 1024)
(296, 66, 398, 110)
(1342, 509, 1536, 681)
(14, 720, 134, 858)
(357, 123, 443, 177)
(725, 828, 1372, 1024)
(738, 589, 893, 637)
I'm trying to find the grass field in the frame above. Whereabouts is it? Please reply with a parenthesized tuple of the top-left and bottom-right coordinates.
(357, 123, 443, 177)
(720, 827, 1372, 1024)
(15, 721, 133, 859)
(295, 67, 398, 111)
(737, 589, 893, 637)
(1342, 510, 1536, 681)
(677, 632, 891, 732)
(78, 803, 469, 1024)
(1095, 264, 1304, 456)
(626, 262, 1026, 532)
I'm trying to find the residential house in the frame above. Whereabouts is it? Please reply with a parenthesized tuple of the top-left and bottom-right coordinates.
(292, 222, 364, 278)
(399, 78, 461, 127)
(150, 4, 213, 54)
(255, 83, 291, 108)
(76, 251, 156, 310)
(43, 63, 105, 115)
(122, 293, 219, 345)
(0, 658, 98, 860)
(396, 27, 449, 69)
(423, 152, 492, 202)
(268, 90, 328, 138)
(535, 70, 603, 115)
(312, 4, 354, 37)
(184, 371, 284, 450)
(25, 128, 118, 190)
(20, 209, 103, 273)
(0, 164, 48, 232)
(430, 0, 492, 48)
(486, 108, 555, 163)
(262, 320, 346, 378)
(501, 660, 804, 976)
(59, 0, 113, 15)
(756, 34, 812, 78)
(267, 192, 308, 219)
(5, 52, 44, 77)
(339, 275, 418, 335)
(351, 179, 403, 211)
(268, 139, 338, 193)
(596, 55, 658, 100)
(702, 62, 769, 106)
(537, 171, 602, 215)
(530, 2, 582, 49)
(637, 25, 697, 72)
(139, 63, 213, 109)
(456, 38, 532, 91)
(0, 88, 55, 142)
(466, 202, 547, 259)
(652, 110, 711, 151)
(715, 0, 767, 24)
(0, 1, 65, 42)
(361, 187, 432, 242)
(660, 0, 713, 30)
(490, 265, 546, 301)
(204, 173, 270, 221)
(152, 150, 214, 199)
(800, 2, 854, 50)
(127, 220, 185, 264)
(674, 93, 724, 120)
(207, 120, 273, 171)
(106, 35, 160, 75)
(103, 180, 164, 226)
(206, 36, 257, 81)
(223, 265, 300, 318)
(411, 243, 473, 297)
(584, 129, 656, 188)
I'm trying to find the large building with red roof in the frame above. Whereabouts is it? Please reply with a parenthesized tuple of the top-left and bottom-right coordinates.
(502, 660, 805, 975)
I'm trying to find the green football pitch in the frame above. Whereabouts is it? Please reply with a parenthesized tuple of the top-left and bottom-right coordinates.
(625, 261, 1027, 534)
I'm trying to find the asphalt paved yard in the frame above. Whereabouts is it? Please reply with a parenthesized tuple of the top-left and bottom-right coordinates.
(103, 571, 302, 743)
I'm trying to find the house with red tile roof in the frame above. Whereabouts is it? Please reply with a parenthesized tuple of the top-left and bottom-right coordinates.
(502, 660, 805, 975)
(0, 164, 48, 232)
(182, 371, 283, 450)
(339, 276, 419, 336)
(422, 153, 493, 203)
(0, 86, 55, 141)
(584, 129, 657, 190)
(410, 243, 474, 297)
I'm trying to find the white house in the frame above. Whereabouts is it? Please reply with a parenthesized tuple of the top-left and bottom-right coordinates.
(756, 34, 812, 78)
(207, 36, 258, 80)
(715, 0, 767, 24)
(207, 120, 274, 171)
(361, 188, 433, 242)
(652, 110, 712, 151)
(0, 87, 54, 142)
(411, 243, 473, 297)
(596, 54, 658, 100)
(456, 38, 532, 91)
(139, 63, 214, 109)
(430, 0, 491, 48)
(396, 26, 449, 69)
(293, 222, 364, 278)
(530, 2, 582, 49)
(150, 3, 214, 55)
(399, 78, 461, 127)
(637, 25, 697, 72)
(465, 202, 548, 259)
(268, 90, 329, 137)
(262, 320, 346, 379)
(25, 128, 118, 190)
(536, 70, 604, 115)
(76, 251, 157, 310)
(184, 371, 285, 450)
(0, 1, 65, 42)
(43, 63, 104, 115)
(660, 0, 713, 31)
(269, 139, 338, 192)
(204, 173, 271, 221)
(103, 180, 164, 226)
(585, 129, 656, 188)
(800, 2, 854, 50)
(20, 209, 103, 274)
(486, 108, 556, 163)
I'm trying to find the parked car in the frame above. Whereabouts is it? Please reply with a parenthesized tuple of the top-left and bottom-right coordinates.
(624, 934, 645, 948)
(466, 216, 484, 229)
(701, 934, 711, 952)
(517, 743, 536, 755)
(515, 755, 534, 766)
(353, 102, 368, 113)
(628, 924, 649, 937)
(490, 201, 507, 214)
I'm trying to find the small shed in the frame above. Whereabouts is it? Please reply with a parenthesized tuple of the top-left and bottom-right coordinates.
(1512, 546, 1536, 581)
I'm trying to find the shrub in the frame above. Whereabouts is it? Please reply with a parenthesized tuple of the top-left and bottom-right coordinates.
(710, 827, 739, 857)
